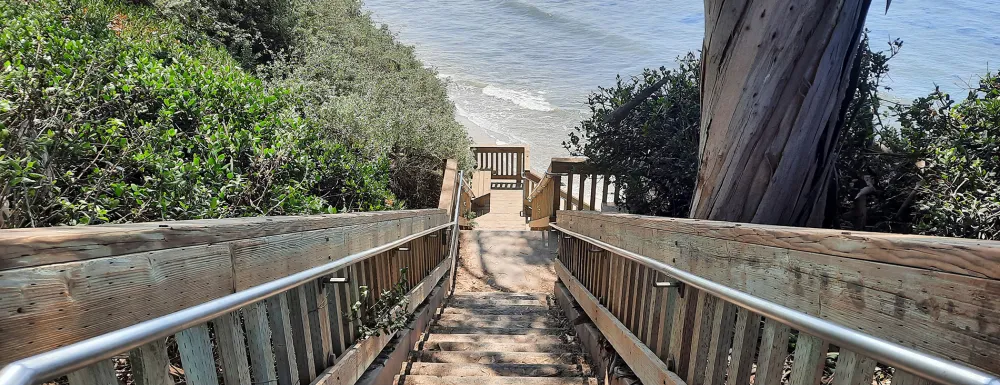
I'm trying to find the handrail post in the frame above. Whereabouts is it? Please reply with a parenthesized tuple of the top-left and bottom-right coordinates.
(549, 174, 560, 224)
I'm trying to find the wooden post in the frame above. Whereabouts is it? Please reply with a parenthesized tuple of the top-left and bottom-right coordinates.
(175, 324, 219, 385)
(129, 339, 172, 385)
(438, 159, 458, 216)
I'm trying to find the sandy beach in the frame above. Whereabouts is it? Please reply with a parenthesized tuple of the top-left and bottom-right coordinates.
(456, 113, 498, 145)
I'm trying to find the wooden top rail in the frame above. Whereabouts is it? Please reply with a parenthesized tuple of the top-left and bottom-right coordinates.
(0, 209, 449, 366)
(471, 145, 529, 182)
(556, 210, 1000, 380)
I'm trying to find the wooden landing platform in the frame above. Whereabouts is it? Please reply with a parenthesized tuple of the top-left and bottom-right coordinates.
(474, 189, 528, 230)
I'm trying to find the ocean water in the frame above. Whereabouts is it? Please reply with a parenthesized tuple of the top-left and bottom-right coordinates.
(363, 0, 1000, 172)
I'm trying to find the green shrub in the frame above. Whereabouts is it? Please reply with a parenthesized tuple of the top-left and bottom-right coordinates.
(0, 0, 395, 228)
(564, 54, 700, 217)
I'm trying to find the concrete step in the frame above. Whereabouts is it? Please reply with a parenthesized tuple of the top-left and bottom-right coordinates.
(402, 363, 591, 377)
(420, 341, 579, 353)
(436, 314, 557, 324)
(395, 375, 598, 385)
(429, 326, 563, 335)
(434, 318, 561, 329)
(411, 351, 587, 365)
(446, 298, 549, 307)
(441, 306, 551, 316)
(423, 333, 565, 344)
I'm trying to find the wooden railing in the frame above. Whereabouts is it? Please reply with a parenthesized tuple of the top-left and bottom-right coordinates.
(522, 157, 619, 229)
(0, 209, 454, 385)
(471, 144, 528, 188)
(554, 210, 1000, 385)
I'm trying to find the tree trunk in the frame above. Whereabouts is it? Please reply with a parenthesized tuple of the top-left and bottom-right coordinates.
(690, 0, 872, 226)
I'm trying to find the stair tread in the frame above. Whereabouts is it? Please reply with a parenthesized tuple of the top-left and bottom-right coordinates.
(434, 319, 562, 329)
(441, 307, 551, 315)
(402, 363, 591, 377)
(413, 351, 587, 365)
(424, 333, 565, 344)
(437, 314, 556, 322)
(448, 298, 548, 306)
(430, 326, 563, 335)
(394, 375, 598, 385)
(420, 341, 579, 353)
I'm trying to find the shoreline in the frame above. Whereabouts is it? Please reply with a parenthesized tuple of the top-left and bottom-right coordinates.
(456, 113, 499, 145)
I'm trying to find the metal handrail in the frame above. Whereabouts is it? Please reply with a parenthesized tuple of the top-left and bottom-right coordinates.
(448, 170, 464, 294)
(0, 220, 456, 385)
(549, 223, 999, 385)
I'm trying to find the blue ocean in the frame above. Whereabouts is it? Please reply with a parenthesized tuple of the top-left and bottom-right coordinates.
(363, 0, 1000, 170)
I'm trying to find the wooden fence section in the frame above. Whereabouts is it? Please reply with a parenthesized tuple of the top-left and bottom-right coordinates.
(0, 209, 450, 384)
(471, 145, 528, 187)
(523, 157, 619, 229)
(555, 210, 1000, 385)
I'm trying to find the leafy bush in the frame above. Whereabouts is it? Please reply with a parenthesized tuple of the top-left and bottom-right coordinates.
(157, 0, 474, 208)
(0, 0, 395, 228)
(564, 54, 700, 217)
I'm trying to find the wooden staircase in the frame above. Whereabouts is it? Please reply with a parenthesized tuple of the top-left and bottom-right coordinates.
(394, 292, 598, 385)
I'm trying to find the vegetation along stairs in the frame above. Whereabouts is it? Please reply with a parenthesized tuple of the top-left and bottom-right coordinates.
(394, 292, 598, 385)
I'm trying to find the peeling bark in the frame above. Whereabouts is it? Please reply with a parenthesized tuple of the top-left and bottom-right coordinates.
(691, 0, 873, 226)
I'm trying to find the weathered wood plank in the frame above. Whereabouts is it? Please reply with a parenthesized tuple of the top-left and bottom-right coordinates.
(129, 339, 171, 385)
(558, 211, 1000, 374)
(213, 311, 252, 385)
(687, 291, 718, 385)
(789, 333, 829, 385)
(755, 318, 791, 385)
(725, 308, 761, 385)
(891, 371, 933, 385)
(704, 302, 738, 385)
(0, 244, 233, 365)
(287, 286, 316, 383)
(176, 324, 220, 385)
(242, 302, 277, 385)
(832, 349, 877, 385)
(558, 210, 1000, 280)
(555, 260, 685, 385)
(0, 210, 446, 270)
(329, 269, 348, 356)
(67, 358, 117, 385)
(306, 281, 334, 372)
(266, 294, 299, 385)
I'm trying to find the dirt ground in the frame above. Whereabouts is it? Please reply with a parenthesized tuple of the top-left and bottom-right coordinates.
(453, 230, 558, 293)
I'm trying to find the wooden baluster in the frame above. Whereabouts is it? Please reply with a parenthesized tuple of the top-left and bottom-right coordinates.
(686, 291, 718, 385)
(287, 286, 316, 383)
(788, 333, 829, 385)
(755, 318, 792, 385)
(577, 174, 586, 210)
(550, 175, 561, 222)
(705, 302, 739, 385)
(625, 262, 642, 330)
(176, 324, 220, 385)
(329, 270, 348, 356)
(306, 281, 333, 372)
(265, 294, 298, 385)
(67, 358, 117, 385)
(831, 349, 877, 385)
(242, 302, 277, 385)
(668, 286, 699, 376)
(129, 338, 172, 385)
(725, 308, 762, 385)
(619, 259, 633, 322)
(653, 273, 678, 362)
(609, 254, 622, 314)
(601, 175, 610, 210)
(589, 173, 598, 211)
(566, 172, 574, 210)
(213, 312, 252, 385)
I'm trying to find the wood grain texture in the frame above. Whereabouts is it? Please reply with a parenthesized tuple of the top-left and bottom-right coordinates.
(725, 308, 761, 385)
(891, 371, 933, 385)
(788, 333, 828, 385)
(287, 286, 316, 383)
(755, 318, 791, 385)
(559, 211, 1000, 374)
(0, 210, 445, 270)
(555, 261, 686, 385)
(832, 349, 876, 385)
(213, 311, 252, 385)
(242, 302, 277, 385)
(305, 281, 334, 372)
(693, 0, 871, 226)
(266, 294, 299, 385)
(176, 324, 220, 385)
(67, 358, 117, 385)
(704, 301, 738, 385)
(129, 339, 171, 385)
(0, 244, 232, 365)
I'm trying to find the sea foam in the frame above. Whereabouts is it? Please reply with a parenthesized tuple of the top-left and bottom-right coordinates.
(482, 85, 555, 112)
